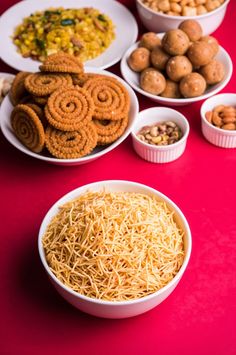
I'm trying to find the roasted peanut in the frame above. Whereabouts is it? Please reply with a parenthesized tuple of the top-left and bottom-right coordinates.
(170, 2, 182, 12)
(158, 0, 171, 11)
(150, 126, 158, 137)
(195, 0, 206, 5)
(182, 6, 197, 16)
(141, 0, 224, 15)
(196, 5, 207, 14)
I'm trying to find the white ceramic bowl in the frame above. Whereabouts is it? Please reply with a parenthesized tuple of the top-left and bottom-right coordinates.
(136, 0, 230, 35)
(38, 180, 192, 318)
(120, 35, 233, 107)
(201, 93, 236, 148)
(131, 107, 190, 163)
(0, 68, 139, 166)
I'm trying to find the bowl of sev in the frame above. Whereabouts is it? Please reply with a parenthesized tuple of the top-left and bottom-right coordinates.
(38, 180, 192, 318)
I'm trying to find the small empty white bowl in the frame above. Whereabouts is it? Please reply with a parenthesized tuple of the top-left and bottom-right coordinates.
(121, 35, 233, 107)
(131, 107, 190, 163)
(201, 93, 236, 148)
(136, 0, 230, 35)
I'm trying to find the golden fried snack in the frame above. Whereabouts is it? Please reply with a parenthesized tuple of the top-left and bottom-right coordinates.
(9, 71, 30, 106)
(83, 77, 130, 120)
(24, 73, 73, 97)
(17, 95, 34, 105)
(11, 104, 45, 153)
(33, 96, 49, 106)
(25, 103, 47, 128)
(45, 123, 98, 159)
(45, 85, 94, 131)
(39, 52, 84, 74)
(72, 73, 107, 87)
(93, 115, 129, 145)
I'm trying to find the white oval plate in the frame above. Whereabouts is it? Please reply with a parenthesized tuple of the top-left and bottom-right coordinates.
(120, 34, 233, 107)
(0, 0, 138, 71)
(0, 68, 139, 166)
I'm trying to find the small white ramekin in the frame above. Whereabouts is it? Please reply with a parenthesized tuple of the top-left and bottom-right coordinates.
(131, 107, 190, 163)
(201, 93, 236, 148)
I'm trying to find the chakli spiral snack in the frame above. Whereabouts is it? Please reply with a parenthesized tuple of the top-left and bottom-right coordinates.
(24, 73, 73, 97)
(72, 72, 106, 86)
(11, 104, 45, 153)
(45, 122, 97, 159)
(9, 50, 131, 160)
(39, 52, 84, 74)
(25, 103, 47, 128)
(45, 85, 94, 131)
(9, 71, 30, 106)
(93, 115, 129, 145)
(83, 77, 130, 120)
(33, 96, 49, 106)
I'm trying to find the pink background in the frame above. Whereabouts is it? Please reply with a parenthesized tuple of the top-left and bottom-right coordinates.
(0, 1, 235, 354)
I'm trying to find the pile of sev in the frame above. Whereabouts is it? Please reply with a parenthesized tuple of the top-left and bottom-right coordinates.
(43, 191, 185, 301)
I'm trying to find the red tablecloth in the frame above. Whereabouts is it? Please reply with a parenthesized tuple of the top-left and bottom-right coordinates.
(1, 1, 236, 354)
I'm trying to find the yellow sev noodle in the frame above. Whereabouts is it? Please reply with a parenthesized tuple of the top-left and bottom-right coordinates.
(42, 191, 185, 301)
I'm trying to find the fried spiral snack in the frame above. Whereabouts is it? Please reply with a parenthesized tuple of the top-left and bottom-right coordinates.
(39, 52, 84, 74)
(24, 73, 73, 97)
(93, 115, 129, 145)
(72, 73, 106, 87)
(83, 77, 130, 120)
(9, 71, 30, 106)
(25, 103, 47, 128)
(11, 104, 45, 153)
(33, 96, 49, 106)
(45, 86, 94, 131)
(45, 122, 98, 159)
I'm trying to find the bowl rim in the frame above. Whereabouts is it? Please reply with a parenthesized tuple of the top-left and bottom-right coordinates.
(200, 93, 236, 135)
(120, 38, 233, 105)
(136, 0, 230, 20)
(131, 107, 190, 150)
(38, 180, 192, 306)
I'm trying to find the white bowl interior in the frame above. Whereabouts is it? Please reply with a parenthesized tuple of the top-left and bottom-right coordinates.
(38, 180, 191, 317)
(120, 34, 233, 107)
(0, 68, 139, 166)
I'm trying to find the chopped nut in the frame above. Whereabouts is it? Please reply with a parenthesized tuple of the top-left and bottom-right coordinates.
(137, 120, 182, 146)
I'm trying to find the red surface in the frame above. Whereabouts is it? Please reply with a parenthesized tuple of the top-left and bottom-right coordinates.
(1, 1, 236, 354)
